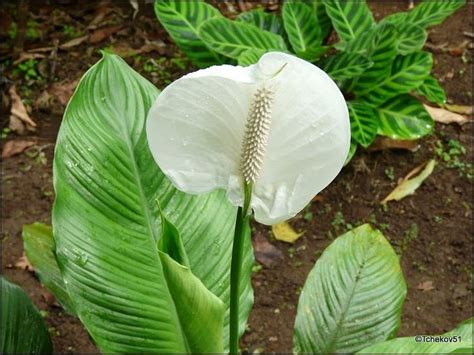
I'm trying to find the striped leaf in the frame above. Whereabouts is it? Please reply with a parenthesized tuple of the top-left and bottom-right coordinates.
(318, 52, 372, 80)
(199, 18, 287, 59)
(349, 102, 378, 148)
(53, 53, 254, 352)
(282, 2, 324, 59)
(338, 27, 377, 53)
(350, 22, 398, 92)
(238, 48, 266, 66)
(415, 75, 446, 104)
(303, 0, 332, 39)
(376, 95, 434, 140)
(407, 0, 466, 29)
(154, 0, 224, 68)
(396, 24, 427, 55)
(355, 52, 433, 106)
(359, 318, 473, 353)
(323, 0, 375, 43)
(236, 8, 284, 36)
(294, 224, 406, 353)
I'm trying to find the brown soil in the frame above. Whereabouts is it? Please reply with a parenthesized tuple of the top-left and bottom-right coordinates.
(1, 1, 472, 353)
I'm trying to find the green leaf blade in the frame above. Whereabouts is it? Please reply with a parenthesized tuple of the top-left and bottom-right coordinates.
(323, 0, 375, 42)
(1, 277, 53, 354)
(318, 52, 372, 80)
(396, 24, 427, 55)
(282, 2, 323, 59)
(293, 224, 406, 354)
(53, 53, 253, 352)
(376, 94, 434, 140)
(199, 17, 287, 59)
(237, 8, 284, 36)
(348, 102, 378, 148)
(154, 0, 224, 67)
(22, 223, 76, 315)
(415, 75, 447, 104)
(407, 0, 466, 28)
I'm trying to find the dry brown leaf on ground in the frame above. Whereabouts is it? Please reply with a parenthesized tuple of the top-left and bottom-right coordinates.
(417, 280, 434, 292)
(49, 79, 80, 106)
(15, 253, 35, 273)
(13, 52, 46, 66)
(2, 139, 36, 159)
(252, 232, 283, 267)
(369, 137, 420, 152)
(87, 2, 111, 29)
(89, 25, 123, 44)
(60, 35, 89, 49)
(424, 105, 471, 125)
(272, 221, 304, 244)
(382, 160, 436, 204)
(444, 104, 473, 116)
(8, 85, 37, 133)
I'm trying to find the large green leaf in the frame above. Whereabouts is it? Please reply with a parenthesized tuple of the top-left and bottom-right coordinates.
(22, 223, 75, 315)
(238, 48, 266, 66)
(303, 0, 332, 39)
(376, 94, 434, 140)
(236, 8, 284, 36)
(406, 0, 466, 29)
(349, 22, 398, 92)
(154, 0, 224, 68)
(199, 17, 287, 59)
(348, 101, 378, 148)
(52, 53, 253, 352)
(1, 277, 53, 353)
(415, 75, 446, 105)
(323, 0, 375, 43)
(354, 52, 432, 105)
(318, 52, 372, 80)
(396, 24, 427, 55)
(293, 224, 406, 353)
(358, 318, 473, 353)
(282, 1, 323, 59)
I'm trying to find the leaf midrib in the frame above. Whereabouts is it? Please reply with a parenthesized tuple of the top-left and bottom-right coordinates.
(334, 1, 356, 41)
(288, 6, 306, 52)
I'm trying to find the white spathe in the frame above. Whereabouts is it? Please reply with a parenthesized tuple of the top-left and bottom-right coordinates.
(146, 52, 350, 225)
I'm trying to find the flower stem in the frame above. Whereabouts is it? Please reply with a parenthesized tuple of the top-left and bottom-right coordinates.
(229, 183, 252, 353)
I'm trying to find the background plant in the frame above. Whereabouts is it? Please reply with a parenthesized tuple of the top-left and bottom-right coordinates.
(154, 0, 465, 162)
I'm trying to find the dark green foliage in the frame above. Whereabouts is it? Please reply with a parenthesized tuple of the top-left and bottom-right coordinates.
(154, 0, 465, 161)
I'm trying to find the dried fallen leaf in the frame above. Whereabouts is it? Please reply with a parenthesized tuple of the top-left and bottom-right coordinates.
(369, 137, 420, 152)
(252, 232, 283, 267)
(2, 139, 36, 159)
(48, 79, 80, 106)
(417, 280, 434, 292)
(13, 52, 46, 66)
(129, 0, 139, 19)
(382, 160, 436, 203)
(60, 35, 89, 49)
(89, 25, 123, 44)
(8, 85, 36, 133)
(272, 221, 304, 244)
(444, 104, 473, 116)
(424, 105, 471, 125)
(15, 253, 35, 272)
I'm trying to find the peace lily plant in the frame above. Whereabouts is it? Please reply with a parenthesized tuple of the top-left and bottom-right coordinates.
(146, 51, 350, 351)
(8, 50, 472, 354)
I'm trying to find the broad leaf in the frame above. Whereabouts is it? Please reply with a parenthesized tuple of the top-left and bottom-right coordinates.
(323, 0, 375, 43)
(358, 318, 473, 353)
(396, 24, 427, 55)
(339, 27, 377, 54)
(22, 223, 75, 315)
(293, 224, 406, 353)
(318, 52, 372, 80)
(282, 2, 323, 59)
(350, 22, 397, 91)
(348, 101, 378, 148)
(1, 277, 53, 353)
(238, 48, 266, 66)
(406, 0, 466, 29)
(355, 52, 432, 105)
(237, 8, 284, 36)
(199, 17, 287, 59)
(52, 53, 253, 352)
(154, 0, 224, 67)
(415, 75, 447, 104)
(303, 0, 332, 39)
(376, 94, 434, 140)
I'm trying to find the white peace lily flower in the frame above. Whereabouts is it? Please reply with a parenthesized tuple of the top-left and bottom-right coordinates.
(146, 52, 350, 225)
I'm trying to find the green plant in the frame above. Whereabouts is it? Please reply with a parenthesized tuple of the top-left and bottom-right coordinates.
(154, 0, 465, 163)
(435, 139, 473, 180)
(12, 59, 41, 81)
(1, 277, 52, 353)
(63, 24, 82, 38)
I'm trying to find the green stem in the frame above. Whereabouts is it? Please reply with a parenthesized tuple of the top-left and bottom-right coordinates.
(229, 183, 252, 353)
